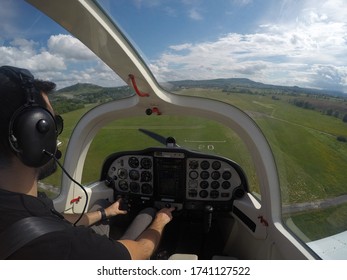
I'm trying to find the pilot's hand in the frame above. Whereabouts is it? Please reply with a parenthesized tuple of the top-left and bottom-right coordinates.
(155, 207, 175, 226)
(105, 198, 128, 217)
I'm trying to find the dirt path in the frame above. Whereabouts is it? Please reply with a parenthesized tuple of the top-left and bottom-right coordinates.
(282, 194, 347, 214)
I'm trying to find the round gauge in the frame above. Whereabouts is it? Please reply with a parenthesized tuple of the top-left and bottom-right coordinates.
(128, 157, 139, 168)
(188, 180, 198, 188)
(189, 160, 199, 169)
(117, 168, 128, 179)
(141, 183, 153, 195)
(199, 190, 208, 198)
(140, 157, 152, 169)
(222, 181, 231, 189)
(141, 171, 152, 182)
(200, 180, 209, 189)
(222, 171, 232, 180)
(200, 171, 210, 180)
(129, 170, 140, 180)
(211, 171, 221, 180)
(212, 161, 221, 170)
(189, 170, 199, 179)
(211, 181, 220, 189)
(118, 180, 128, 191)
(130, 182, 140, 193)
(200, 160, 210, 170)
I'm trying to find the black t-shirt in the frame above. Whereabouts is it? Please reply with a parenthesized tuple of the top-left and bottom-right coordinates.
(0, 189, 131, 260)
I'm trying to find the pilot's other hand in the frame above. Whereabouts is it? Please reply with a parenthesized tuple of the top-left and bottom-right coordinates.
(105, 198, 128, 217)
(155, 207, 175, 226)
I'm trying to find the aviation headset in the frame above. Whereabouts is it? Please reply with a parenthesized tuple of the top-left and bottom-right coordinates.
(0, 65, 63, 167)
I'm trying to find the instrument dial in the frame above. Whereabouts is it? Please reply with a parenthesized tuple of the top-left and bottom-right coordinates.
(212, 161, 221, 170)
(128, 157, 139, 168)
(129, 170, 140, 180)
(200, 160, 210, 170)
(141, 171, 152, 182)
(141, 157, 152, 169)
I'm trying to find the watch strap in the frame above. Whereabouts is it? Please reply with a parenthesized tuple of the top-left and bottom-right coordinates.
(98, 207, 107, 220)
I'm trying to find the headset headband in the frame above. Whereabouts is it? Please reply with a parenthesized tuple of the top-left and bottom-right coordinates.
(0, 65, 37, 105)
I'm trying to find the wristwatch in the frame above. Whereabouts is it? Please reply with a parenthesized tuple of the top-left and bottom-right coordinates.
(98, 207, 107, 220)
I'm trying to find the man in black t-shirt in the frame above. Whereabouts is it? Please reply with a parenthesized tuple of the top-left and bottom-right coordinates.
(0, 65, 174, 260)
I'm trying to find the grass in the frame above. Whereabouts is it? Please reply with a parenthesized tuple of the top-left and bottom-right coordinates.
(178, 89, 347, 202)
(82, 115, 258, 190)
(176, 89, 347, 239)
(41, 89, 347, 240)
(44, 89, 347, 203)
(285, 203, 347, 241)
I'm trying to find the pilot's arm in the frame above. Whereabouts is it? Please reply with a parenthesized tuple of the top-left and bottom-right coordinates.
(118, 207, 175, 260)
(63, 198, 127, 226)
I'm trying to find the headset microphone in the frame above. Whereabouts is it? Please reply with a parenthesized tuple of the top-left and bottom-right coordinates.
(55, 149, 62, 160)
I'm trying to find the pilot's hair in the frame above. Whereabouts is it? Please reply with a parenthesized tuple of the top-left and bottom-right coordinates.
(0, 70, 56, 168)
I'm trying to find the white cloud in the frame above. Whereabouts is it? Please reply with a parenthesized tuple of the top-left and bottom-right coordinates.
(0, 34, 124, 89)
(0, 38, 65, 70)
(309, 64, 347, 91)
(169, 43, 192, 51)
(150, 0, 347, 92)
(47, 34, 96, 61)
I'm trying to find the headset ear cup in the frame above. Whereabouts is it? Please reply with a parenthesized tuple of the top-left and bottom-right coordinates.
(9, 107, 57, 167)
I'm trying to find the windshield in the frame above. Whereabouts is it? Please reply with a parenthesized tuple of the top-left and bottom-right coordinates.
(2, 0, 347, 260)
(95, 0, 347, 259)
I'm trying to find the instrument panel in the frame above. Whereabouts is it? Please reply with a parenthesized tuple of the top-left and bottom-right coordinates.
(101, 147, 248, 211)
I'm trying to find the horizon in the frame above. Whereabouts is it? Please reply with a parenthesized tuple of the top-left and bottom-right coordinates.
(57, 77, 347, 96)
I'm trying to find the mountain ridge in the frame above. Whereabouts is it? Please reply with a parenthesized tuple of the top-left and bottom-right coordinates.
(56, 78, 346, 97)
(167, 78, 345, 97)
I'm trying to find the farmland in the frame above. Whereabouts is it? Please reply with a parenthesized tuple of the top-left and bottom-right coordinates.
(44, 81, 347, 204)
(41, 80, 347, 240)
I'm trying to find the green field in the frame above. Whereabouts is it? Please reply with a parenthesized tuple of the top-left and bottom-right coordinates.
(45, 88, 347, 203)
(84, 115, 258, 189)
(42, 88, 347, 240)
(45, 109, 258, 190)
(177, 89, 347, 203)
(176, 89, 347, 240)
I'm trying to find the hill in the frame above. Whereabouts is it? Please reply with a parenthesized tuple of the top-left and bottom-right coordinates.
(56, 78, 346, 100)
(56, 83, 104, 94)
(50, 83, 134, 114)
(50, 78, 346, 115)
(168, 78, 345, 97)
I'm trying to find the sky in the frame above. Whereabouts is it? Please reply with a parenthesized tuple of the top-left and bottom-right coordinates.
(1, 0, 347, 93)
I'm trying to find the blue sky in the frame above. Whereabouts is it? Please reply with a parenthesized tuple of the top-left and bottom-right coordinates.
(1, 0, 347, 93)
(102, 0, 270, 57)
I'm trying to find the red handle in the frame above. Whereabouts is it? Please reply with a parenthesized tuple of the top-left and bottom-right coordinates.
(129, 74, 150, 97)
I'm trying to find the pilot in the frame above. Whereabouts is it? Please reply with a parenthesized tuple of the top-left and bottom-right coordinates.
(0, 65, 175, 260)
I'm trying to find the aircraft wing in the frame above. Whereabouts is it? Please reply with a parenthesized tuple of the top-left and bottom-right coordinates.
(307, 230, 347, 259)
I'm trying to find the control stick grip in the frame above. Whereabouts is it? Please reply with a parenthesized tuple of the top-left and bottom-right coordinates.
(117, 196, 129, 211)
(204, 205, 213, 233)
